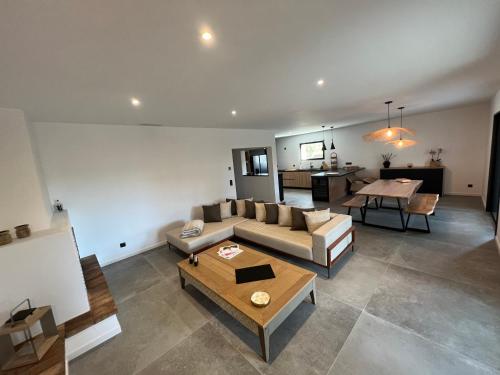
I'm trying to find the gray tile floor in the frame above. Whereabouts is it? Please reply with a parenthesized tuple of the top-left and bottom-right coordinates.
(70, 190, 500, 375)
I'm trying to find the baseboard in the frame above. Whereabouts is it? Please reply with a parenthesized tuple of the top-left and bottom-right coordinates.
(100, 240, 167, 266)
(496, 236, 500, 254)
(444, 192, 483, 197)
(66, 314, 122, 361)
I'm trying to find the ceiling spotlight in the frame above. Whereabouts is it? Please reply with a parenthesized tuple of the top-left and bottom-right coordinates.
(131, 97, 141, 107)
(231, 110, 237, 116)
(200, 31, 214, 44)
(316, 79, 325, 87)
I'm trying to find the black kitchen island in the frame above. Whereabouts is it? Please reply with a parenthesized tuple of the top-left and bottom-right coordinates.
(311, 168, 364, 202)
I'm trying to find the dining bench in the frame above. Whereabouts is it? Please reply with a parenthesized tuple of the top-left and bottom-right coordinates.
(405, 193, 439, 233)
(342, 195, 378, 222)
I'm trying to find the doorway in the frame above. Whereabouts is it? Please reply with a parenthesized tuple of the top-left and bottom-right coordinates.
(486, 112, 500, 230)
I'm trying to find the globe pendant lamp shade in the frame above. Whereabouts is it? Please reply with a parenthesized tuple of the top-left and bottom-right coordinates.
(386, 107, 417, 148)
(330, 126, 335, 150)
(322, 125, 327, 151)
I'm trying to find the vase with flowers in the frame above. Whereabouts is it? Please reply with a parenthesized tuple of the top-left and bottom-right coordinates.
(382, 153, 395, 168)
(429, 148, 443, 167)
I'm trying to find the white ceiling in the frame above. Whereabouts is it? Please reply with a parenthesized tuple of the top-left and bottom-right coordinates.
(1, 0, 500, 136)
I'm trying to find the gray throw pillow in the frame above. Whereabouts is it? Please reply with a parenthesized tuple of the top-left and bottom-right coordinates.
(203, 204, 222, 223)
(265, 203, 279, 224)
(290, 207, 315, 231)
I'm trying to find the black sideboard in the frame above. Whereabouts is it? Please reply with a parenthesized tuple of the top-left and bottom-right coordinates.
(380, 167, 444, 196)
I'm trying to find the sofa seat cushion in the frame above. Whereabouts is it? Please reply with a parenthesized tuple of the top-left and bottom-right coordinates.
(166, 216, 248, 254)
(234, 220, 313, 261)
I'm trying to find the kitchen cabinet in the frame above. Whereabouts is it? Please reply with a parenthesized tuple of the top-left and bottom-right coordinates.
(282, 171, 313, 188)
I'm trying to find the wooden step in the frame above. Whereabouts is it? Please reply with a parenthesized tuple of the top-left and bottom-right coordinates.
(64, 255, 117, 338)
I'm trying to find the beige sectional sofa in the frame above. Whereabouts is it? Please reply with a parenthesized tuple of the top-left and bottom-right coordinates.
(166, 212, 354, 278)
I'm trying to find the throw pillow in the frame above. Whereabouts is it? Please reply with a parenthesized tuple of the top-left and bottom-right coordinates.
(244, 199, 257, 219)
(236, 197, 253, 217)
(278, 205, 292, 226)
(290, 207, 315, 231)
(220, 201, 232, 219)
(265, 203, 279, 224)
(255, 202, 266, 222)
(226, 198, 237, 215)
(303, 208, 331, 233)
(203, 204, 222, 223)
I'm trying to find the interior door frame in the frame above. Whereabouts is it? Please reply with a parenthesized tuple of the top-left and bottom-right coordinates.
(486, 111, 500, 233)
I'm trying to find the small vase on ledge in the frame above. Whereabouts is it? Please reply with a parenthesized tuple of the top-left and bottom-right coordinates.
(383, 161, 391, 168)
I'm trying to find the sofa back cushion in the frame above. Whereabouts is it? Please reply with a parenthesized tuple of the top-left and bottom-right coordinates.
(226, 199, 237, 215)
(220, 201, 232, 219)
(278, 205, 292, 226)
(303, 208, 331, 233)
(203, 204, 222, 223)
(255, 203, 266, 222)
(265, 203, 279, 224)
(290, 207, 315, 231)
(236, 198, 253, 217)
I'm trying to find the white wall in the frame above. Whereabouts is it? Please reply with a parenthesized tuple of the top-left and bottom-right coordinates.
(0, 215, 89, 328)
(32, 122, 278, 265)
(0, 108, 52, 231)
(276, 102, 491, 196)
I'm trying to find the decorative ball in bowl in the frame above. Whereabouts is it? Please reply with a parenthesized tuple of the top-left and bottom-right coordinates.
(251, 291, 270, 307)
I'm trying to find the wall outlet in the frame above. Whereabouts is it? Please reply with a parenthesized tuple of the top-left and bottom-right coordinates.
(468, 184, 473, 188)
(120, 242, 126, 248)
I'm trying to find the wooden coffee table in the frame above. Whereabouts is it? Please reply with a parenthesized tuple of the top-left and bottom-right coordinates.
(177, 240, 317, 362)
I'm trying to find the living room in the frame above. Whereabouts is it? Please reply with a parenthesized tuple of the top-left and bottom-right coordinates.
(1, 1, 500, 374)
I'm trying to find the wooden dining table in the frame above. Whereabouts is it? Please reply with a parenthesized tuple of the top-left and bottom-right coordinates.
(356, 179, 423, 231)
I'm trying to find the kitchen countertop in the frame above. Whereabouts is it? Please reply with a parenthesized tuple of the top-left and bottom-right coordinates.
(278, 169, 324, 172)
(311, 168, 364, 177)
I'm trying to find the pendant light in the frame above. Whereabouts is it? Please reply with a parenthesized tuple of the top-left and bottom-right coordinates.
(322, 125, 327, 151)
(330, 126, 335, 150)
(363, 100, 415, 142)
(386, 106, 416, 148)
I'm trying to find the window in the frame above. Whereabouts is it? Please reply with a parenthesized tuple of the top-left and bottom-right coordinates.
(300, 141, 324, 160)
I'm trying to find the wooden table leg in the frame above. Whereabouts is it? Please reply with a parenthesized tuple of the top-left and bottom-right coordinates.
(258, 326, 270, 362)
(178, 269, 186, 289)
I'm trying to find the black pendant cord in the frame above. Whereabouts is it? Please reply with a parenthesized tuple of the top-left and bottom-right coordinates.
(385, 100, 393, 129)
(398, 106, 405, 140)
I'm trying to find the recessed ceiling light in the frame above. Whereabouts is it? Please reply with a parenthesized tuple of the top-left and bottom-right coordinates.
(200, 29, 215, 45)
(316, 79, 325, 87)
(131, 97, 141, 107)
(231, 110, 237, 116)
